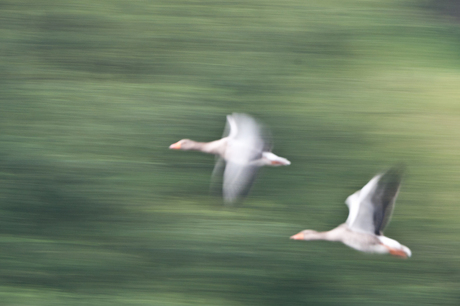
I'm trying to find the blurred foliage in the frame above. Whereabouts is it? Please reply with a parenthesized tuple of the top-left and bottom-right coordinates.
(1, 0, 460, 305)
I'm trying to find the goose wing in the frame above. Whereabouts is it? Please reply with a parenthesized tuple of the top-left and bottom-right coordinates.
(224, 113, 265, 161)
(222, 162, 259, 204)
(345, 167, 404, 235)
(221, 113, 266, 203)
(210, 116, 234, 195)
(371, 167, 404, 234)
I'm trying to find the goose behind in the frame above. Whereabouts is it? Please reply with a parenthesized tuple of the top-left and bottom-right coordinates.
(169, 113, 290, 204)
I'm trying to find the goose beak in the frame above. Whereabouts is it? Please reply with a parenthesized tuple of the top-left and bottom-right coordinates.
(169, 142, 181, 149)
(290, 232, 304, 240)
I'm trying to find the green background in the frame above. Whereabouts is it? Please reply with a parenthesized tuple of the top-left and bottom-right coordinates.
(1, 0, 459, 305)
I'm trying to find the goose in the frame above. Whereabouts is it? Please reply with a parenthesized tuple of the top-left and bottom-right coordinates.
(169, 113, 290, 204)
(290, 167, 411, 258)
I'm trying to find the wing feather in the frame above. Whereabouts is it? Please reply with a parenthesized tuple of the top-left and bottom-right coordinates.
(345, 166, 404, 234)
(345, 174, 381, 234)
(220, 113, 267, 203)
(371, 167, 404, 234)
(222, 162, 259, 204)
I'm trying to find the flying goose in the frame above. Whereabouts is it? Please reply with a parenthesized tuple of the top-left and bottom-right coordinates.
(169, 113, 290, 204)
(290, 167, 411, 258)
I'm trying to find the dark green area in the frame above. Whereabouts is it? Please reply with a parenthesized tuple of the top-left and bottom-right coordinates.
(1, 0, 459, 305)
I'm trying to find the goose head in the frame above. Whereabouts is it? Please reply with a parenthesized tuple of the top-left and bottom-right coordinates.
(290, 230, 324, 241)
(169, 139, 196, 150)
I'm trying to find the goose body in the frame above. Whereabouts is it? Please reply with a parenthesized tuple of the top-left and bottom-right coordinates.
(169, 113, 290, 204)
(291, 167, 411, 258)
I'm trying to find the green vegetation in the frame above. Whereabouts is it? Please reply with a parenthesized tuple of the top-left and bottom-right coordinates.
(1, 0, 459, 305)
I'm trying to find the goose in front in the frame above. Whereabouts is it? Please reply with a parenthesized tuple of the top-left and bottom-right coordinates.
(169, 113, 290, 204)
(290, 167, 411, 258)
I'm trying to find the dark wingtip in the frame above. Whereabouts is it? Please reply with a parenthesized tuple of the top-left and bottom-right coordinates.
(383, 164, 406, 182)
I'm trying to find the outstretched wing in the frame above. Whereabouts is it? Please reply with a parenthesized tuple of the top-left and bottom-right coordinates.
(210, 156, 225, 196)
(220, 113, 266, 204)
(224, 113, 265, 162)
(371, 166, 404, 234)
(345, 167, 404, 235)
(222, 162, 259, 204)
(345, 174, 382, 234)
(224, 114, 237, 139)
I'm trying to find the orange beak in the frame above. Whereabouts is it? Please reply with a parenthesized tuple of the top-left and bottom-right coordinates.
(290, 232, 305, 240)
(169, 142, 181, 149)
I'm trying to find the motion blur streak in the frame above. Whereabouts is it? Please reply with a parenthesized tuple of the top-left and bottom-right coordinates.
(0, 0, 459, 305)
